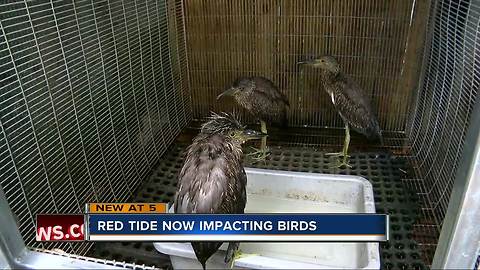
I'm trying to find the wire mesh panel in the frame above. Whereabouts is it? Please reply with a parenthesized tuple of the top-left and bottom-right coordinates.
(184, 0, 421, 131)
(0, 0, 189, 255)
(408, 0, 479, 226)
(405, 0, 480, 263)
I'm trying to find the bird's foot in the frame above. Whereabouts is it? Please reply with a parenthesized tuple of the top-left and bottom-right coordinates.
(247, 146, 270, 161)
(328, 156, 353, 169)
(325, 151, 350, 158)
(228, 250, 259, 269)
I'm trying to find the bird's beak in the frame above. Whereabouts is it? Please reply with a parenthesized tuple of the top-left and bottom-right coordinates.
(216, 87, 236, 101)
(243, 129, 267, 140)
(297, 59, 316, 66)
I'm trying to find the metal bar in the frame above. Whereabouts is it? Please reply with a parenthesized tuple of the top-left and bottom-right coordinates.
(0, 180, 25, 267)
(16, 250, 126, 269)
(432, 90, 480, 269)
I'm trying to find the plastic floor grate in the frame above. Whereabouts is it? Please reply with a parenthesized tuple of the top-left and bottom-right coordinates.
(89, 142, 429, 270)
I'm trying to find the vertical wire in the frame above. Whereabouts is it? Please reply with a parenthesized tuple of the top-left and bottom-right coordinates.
(0, 18, 59, 215)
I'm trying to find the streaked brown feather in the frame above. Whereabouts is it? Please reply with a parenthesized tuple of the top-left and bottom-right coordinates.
(323, 71, 381, 140)
(231, 76, 289, 126)
(173, 113, 247, 269)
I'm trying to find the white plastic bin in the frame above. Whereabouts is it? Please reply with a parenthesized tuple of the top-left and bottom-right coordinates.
(154, 167, 380, 269)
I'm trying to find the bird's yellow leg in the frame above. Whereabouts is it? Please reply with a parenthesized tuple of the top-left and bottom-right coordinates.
(247, 138, 270, 161)
(247, 121, 270, 161)
(329, 125, 352, 168)
(260, 120, 267, 134)
(326, 124, 351, 158)
(259, 121, 270, 156)
(229, 249, 259, 269)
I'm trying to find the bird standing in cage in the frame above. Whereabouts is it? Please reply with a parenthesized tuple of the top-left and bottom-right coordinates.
(298, 56, 383, 168)
(173, 112, 264, 270)
(216, 76, 290, 161)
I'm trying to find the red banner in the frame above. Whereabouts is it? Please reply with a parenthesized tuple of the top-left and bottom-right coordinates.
(36, 214, 85, 241)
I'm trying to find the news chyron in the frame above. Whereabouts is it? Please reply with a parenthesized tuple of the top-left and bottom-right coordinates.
(36, 203, 167, 241)
(36, 214, 85, 241)
(36, 203, 389, 242)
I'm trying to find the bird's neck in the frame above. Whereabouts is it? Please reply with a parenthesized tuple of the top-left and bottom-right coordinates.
(235, 91, 253, 111)
(196, 134, 243, 160)
(321, 69, 339, 87)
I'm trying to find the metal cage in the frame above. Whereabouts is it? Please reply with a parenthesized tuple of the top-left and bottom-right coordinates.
(0, 0, 479, 269)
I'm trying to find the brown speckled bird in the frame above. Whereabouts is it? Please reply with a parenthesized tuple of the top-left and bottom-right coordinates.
(174, 112, 263, 269)
(298, 56, 382, 168)
(216, 76, 290, 160)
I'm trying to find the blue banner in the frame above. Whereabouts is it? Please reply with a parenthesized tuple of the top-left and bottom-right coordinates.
(87, 214, 388, 242)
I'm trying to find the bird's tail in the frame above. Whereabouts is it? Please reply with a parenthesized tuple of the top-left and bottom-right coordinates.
(191, 241, 222, 270)
(366, 119, 383, 146)
(378, 130, 385, 147)
(280, 110, 288, 129)
(374, 119, 384, 146)
(225, 242, 240, 265)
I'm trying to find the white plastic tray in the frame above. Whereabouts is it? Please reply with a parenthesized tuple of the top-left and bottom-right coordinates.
(154, 167, 380, 269)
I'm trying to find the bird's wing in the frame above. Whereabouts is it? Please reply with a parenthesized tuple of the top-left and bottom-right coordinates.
(328, 74, 379, 135)
(174, 137, 244, 215)
(252, 77, 290, 107)
(248, 90, 288, 125)
(237, 168, 247, 214)
(342, 75, 374, 109)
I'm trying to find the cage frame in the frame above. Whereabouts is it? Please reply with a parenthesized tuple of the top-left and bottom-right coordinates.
(0, 186, 139, 269)
(0, 0, 479, 268)
(431, 99, 480, 269)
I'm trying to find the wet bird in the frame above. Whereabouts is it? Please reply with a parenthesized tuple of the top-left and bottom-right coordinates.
(298, 56, 382, 168)
(174, 112, 264, 269)
(217, 76, 290, 161)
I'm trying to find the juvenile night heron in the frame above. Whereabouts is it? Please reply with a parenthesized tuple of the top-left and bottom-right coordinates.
(216, 76, 290, 160)
(174, 112, 263, 269)
(298, 56, 382, 168)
